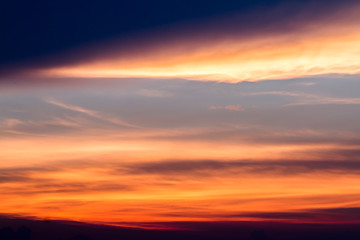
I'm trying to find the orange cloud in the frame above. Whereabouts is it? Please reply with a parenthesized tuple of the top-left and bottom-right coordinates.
(1, 129, 360, 227)
(30, 4, 360, 83)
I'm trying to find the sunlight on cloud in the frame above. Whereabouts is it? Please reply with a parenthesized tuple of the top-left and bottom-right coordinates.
(1, 63, 360, 227)
(37, 7, 360, 82)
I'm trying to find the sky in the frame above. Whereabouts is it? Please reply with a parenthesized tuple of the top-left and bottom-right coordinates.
(1, 0, 360, 230)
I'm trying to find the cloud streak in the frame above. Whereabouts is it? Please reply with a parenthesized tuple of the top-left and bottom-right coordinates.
(209, 105, 245, 111)
(1, 148, 360, 225)
(44, 98, 139, 128)
(120, 158, 360, 177)
(233, 207, 360, 222)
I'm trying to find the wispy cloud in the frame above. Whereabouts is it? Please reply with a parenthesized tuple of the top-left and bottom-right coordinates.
(296, 82, 317, 86)
(285, 96, 360, 106)
(44, 98, 139, 128)
(243, 91, 305, 97)
(232, 207, 360, 222)
(45, 98, 99, 117)
(136, 89, 171, 98)
(243, 91, 360, 106)
(209, 104, 245, 111)
(0, 118, 24, 128)
(118, 158, 360, 177)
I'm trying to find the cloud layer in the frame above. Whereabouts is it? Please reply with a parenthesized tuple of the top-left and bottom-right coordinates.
(2, 1, 360, 83)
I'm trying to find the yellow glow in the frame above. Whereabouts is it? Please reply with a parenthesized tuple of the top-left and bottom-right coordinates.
(38, 12, 360, 82)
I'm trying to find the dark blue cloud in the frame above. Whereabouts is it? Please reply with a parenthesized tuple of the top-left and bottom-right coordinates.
(1, 0, 358, 74)
(0, 0, 268, 65)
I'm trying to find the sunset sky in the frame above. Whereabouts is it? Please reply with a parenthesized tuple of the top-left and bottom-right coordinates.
(1, 0, 360, 229)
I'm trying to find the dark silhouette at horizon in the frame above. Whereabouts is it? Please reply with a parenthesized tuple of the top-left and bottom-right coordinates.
(1, 216, 360, 240)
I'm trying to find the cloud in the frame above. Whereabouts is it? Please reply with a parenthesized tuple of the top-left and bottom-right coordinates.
(136, 89, 171, 98)
(1, 153, 360, 225)
(5, 182, 133, 195)
(0, 116, 88, 136)
(2, 1, 360, 83)
(296, 82, 317, 86)
(243, 91, 360, 106)
(0, 174, 30, 184)
(243, 91, 307, 97)
(113, 206, 360, 224)
(285, 96, 360, 106)
(117, 158, 360, 177)
(3, 148, 360, 195)
(235, 207, 360, 222)
(44, 98, 138, 128)
(0, 166, 54, 184)
(45, 99, 98, 117)
(0, 165, 133, 196)
(0, 118, 24, 128)
(209, 105, 245, 111)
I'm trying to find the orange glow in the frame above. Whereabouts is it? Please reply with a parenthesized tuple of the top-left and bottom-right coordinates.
(1, 131, 360, 227)
(37, 10, 360, 82)
(2, 3, 360, 230)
